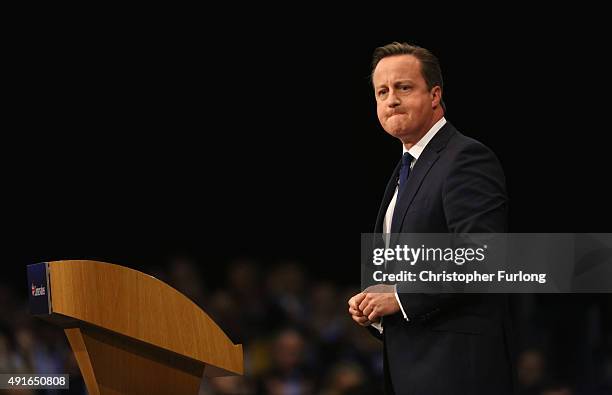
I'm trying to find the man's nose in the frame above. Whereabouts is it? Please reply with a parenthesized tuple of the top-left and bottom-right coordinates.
(387, 90, 400, 107)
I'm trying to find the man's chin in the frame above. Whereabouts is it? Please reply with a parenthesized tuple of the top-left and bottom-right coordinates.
(384, 128, 410, 141)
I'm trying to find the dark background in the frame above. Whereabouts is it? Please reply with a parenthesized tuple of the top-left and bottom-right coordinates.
(5, 27, 609, 282)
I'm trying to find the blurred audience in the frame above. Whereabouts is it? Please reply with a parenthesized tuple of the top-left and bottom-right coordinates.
(2, 259, 611, 394)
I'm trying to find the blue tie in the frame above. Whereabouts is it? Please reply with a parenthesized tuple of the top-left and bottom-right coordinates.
(397, 152, 414, 200)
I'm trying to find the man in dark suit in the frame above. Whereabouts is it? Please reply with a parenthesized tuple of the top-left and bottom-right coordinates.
(348, 42, 515, 394)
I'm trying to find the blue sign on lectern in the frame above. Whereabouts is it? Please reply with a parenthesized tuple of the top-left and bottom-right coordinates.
(27, 262, 51, 315)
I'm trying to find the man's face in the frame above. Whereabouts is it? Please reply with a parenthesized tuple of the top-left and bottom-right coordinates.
(373, 54, 440, 142)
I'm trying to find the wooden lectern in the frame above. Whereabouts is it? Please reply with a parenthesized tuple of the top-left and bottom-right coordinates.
(27, 260, 243, 395)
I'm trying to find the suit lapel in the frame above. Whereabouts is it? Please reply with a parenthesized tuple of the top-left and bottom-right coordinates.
(374, 160, 402, 233)
(390, 122, 457, 234)
(390, 149, 440, 233)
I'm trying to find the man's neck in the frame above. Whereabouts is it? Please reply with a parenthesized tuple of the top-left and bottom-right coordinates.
(402, 113, 444, 150)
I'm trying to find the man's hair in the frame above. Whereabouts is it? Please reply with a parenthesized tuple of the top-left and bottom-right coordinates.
(371, 42, 446, 111)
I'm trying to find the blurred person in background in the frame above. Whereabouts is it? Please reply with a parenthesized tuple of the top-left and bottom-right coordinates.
(202, 375, 253, 395)
(266, 261, 308, 327)
(167, 255, 207, 307)
(320, 361, 378, 395)
(517, 349, 546, 395)
(539, 383, 572, 395)
(255, 327, 315, 395)
(226, 258, 267, 343)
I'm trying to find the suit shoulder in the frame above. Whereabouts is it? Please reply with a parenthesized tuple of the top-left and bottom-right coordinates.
(449, 129, 491, 151)
(446, 129, 501, 162)
(441, 128, 507, 188)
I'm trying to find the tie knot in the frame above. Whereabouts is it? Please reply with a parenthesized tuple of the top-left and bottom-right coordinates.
(402, 152, 414, 167)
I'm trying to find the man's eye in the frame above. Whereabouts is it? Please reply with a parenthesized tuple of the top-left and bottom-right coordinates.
(378, 90, 388, 97)
(400, 85, 412, 91)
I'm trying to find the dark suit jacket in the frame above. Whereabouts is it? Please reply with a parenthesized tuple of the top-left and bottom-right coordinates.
(371, 121, 515, 395)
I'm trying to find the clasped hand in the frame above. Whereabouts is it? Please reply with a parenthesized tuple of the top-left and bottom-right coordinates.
(347, 284, 400, 326)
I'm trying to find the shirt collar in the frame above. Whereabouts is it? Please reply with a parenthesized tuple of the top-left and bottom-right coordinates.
(402, 117, 447, 159)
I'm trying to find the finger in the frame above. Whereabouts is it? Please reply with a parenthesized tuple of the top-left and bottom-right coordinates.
(353, 314, 369, 324)
(352, 315, 371, 326)
(353, 292, 367, 305)
(348, 295, 360, 310)
(362, 305, 374, 318)
(368, 309, 380, 322)
(348, 307, 362, 316)
(359, 296, 370, 312)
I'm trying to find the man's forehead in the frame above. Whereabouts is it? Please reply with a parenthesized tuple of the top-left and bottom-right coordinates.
(373, 55, 422, 85)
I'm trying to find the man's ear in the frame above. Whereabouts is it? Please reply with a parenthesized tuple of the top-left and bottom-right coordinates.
(431, 86, 442, 109)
